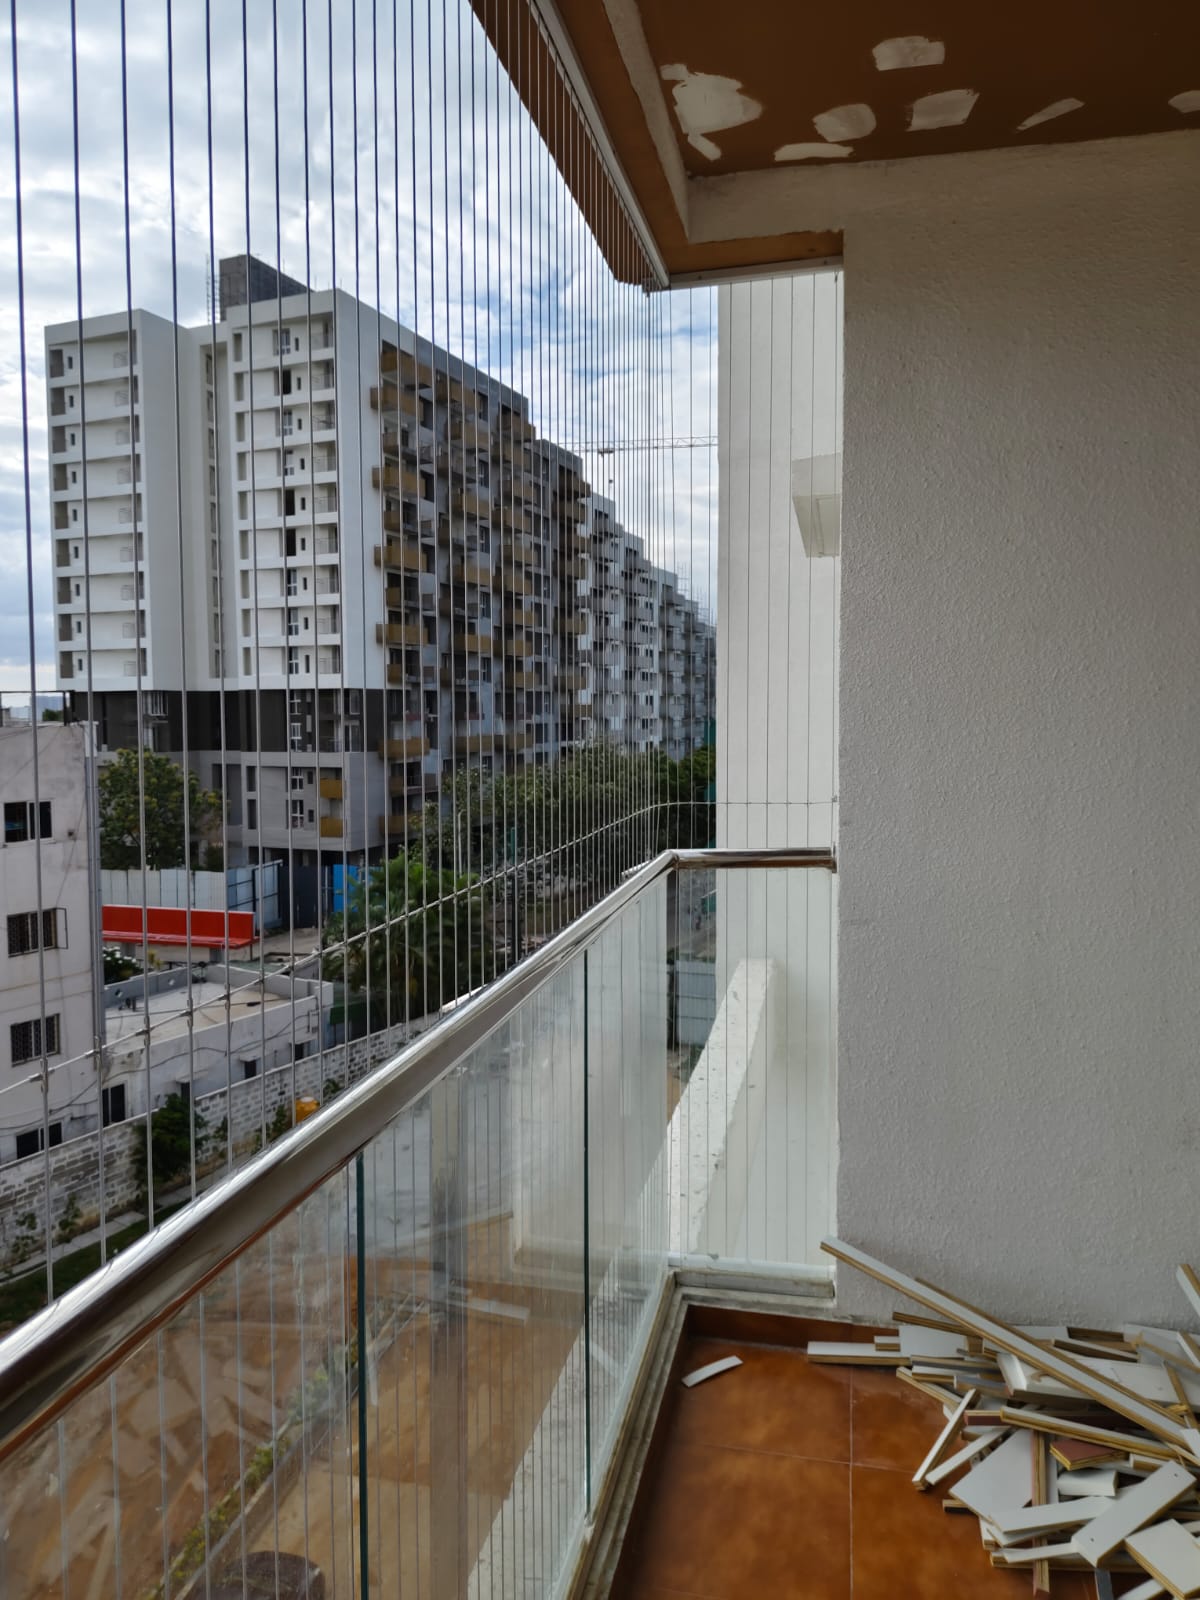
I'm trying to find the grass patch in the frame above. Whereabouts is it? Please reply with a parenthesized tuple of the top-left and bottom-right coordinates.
(0, 1204, 184, 1332)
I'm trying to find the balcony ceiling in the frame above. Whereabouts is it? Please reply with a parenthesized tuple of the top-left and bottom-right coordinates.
(484, 0, 1200, 280)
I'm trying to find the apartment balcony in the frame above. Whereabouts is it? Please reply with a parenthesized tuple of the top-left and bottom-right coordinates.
(378, 734, 427, 759)
(317, 776, 343, 800)
(452, 487, 493, 522)
(452, 558, 493, 587)
(500, 507, 535, 537)
(317, 815, 343, 839)
(375, 538, 425, 573)
(0, 850, 845, 1600)
(377, 808, 419, 839)
(448, 415, 489, 450)
(372, 463, 422, 496)
(376, 621, 423, 647)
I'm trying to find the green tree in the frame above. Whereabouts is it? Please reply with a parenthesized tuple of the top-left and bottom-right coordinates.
(97, 748, 222, 871)
(322, 852, 494, 1025)
(133, 1092, 209, 1201)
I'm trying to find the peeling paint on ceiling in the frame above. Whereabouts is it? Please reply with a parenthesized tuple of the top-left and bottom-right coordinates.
(873, 35, 945, 71)
(775, 141, 854, 162)
(1017, 97, 1084, 130)
(659, 64, 762, 161)
(813, 103, 877, 142)
(909, 88, 979, 131)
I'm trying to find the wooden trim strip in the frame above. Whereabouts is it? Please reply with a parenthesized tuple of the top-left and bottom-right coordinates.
(822, 1239, 1200, 1464)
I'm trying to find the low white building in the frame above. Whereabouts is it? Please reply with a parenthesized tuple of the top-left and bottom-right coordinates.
(0, 722, 99, 1164)
(101, 964, 330, 1114)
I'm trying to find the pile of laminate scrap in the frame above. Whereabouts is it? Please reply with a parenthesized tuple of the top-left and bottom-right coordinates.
(813, 1238, 1200, 1600)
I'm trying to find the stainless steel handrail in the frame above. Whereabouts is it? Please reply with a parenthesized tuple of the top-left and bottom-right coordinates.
(0, 845, 834, 1464)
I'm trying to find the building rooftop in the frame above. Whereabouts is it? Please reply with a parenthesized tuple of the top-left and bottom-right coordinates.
(103, 975, 308, 1046)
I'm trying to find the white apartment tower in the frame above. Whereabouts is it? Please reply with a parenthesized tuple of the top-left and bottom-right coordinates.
(47, 259, 714, 905)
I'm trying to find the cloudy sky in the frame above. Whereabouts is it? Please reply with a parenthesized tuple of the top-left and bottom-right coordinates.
(0, 0, 718, 694)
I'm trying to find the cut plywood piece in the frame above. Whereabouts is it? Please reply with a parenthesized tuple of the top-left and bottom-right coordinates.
(1057, 1467, 1119, 1498)
(682, 1355, 743, 1388)
(806, 1341, 902, 1366)
(1122, 1579, 1167, 1600)
(822, 1238, 1200, 1463)
(1177, 1268, 1200, 1327)
(923, 1428, 1007, 1490)
(1125, 1519, 1200, 1598)
(1052, 1436, 1129, 1471)
(898, 1324, 966, 1360)
(987, 1496, 1114, 1542)
(913, 1389, 976, 1488)
(950, 1429, 1034, 1523)
(999, 1409, 1175, 1463)
(992, 1540, 1081, 1566)
(1074, 1463, 1196, 1566)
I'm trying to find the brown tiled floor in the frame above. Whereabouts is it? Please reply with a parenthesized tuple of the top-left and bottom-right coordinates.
(619, 1326, 1137, 1598)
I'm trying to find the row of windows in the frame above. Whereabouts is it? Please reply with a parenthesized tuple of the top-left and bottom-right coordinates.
(12, 1086, 126, 1161)
(7, 909, 66, 956)
(4, 800, 52, 843)
(11, 1014, 61, 1065)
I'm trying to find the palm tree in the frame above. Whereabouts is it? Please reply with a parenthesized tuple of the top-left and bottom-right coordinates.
(322, 852, 494, 1028)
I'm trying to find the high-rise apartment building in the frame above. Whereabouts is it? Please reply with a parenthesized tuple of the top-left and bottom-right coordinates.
(46, 259, 713, 895)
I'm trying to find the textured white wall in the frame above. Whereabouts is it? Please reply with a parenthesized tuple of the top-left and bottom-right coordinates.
(836, 135, 1200, 1327)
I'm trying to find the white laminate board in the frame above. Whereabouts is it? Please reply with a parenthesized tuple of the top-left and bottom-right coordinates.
(823, 1239, 1200, 1462)
(681, 1356, 743, 1387)
(1057, 1467, 1119, 1498)
(899, 1324, 965, 1360)
(923, 1428, 1006, 1490)
(1122, 1580, 1167, 1600)
(912, 1389, 976, 1486)
(988, 1496, 1113, 1542)
(949, 1429, 1034, 1523)
(1074, 1464, 1196, 1566)
(992, 1540, 1079, 1566)
(1125, 1519, 1200, 1598)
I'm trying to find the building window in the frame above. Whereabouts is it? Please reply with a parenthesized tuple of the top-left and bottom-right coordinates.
(15, 1123, 63, 1160)
(290, 797, 304, 827)
(102, 1083, 127, 1126)
(11, 1014, 61, 1065)
(7, 909, 65, 956)
(4, 800, 52, 843)
(291, 771, 305, 792)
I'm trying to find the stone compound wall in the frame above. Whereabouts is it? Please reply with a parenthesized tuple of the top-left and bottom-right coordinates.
(0, 1016, 423, 1275)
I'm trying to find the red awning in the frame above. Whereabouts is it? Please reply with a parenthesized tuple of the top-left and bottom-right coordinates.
(101, 905, 255, 950)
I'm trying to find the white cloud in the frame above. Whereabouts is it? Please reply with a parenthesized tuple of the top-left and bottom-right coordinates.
(0, 0, 718, 689)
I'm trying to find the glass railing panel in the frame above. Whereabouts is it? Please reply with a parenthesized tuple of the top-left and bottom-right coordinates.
(585, 875, 670, 1491)
(669, 865, 836, 1275)
(358, 957, 587, 1597)
(0, 1163, 354, 1600)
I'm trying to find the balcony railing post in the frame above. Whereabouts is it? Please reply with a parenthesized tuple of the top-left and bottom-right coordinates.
(428, 1071, 468, 1598)
(355, 1151, 371, 1600)
(583, 945, 593, 1517)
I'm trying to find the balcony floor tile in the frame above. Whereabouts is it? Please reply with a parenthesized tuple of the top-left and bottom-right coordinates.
(630, 1433, 851, 1599)
(618, 1321, 1118, 1598)
(674, 1338, 851, 1463)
